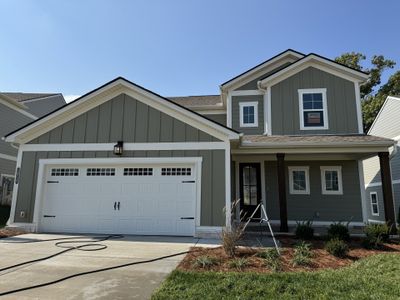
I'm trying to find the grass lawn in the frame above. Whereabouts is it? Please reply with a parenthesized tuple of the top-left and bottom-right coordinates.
(0, 205, 10, 227)
(152, 254, 400, 300)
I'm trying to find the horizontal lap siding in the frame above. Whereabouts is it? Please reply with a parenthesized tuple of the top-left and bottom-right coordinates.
(271, 67, 359, 135)
(0, 158, 16, 176)
(265, 160, 363, 222)
(369, 97, 400, 138)
(16, 93, 226, 227)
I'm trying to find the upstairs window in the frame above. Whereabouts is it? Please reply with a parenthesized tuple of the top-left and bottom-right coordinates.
(239, 102, 258, 127)
(298, 88, 328, 130)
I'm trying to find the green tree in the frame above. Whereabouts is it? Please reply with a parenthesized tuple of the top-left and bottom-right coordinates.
(335, 52, 398, 131)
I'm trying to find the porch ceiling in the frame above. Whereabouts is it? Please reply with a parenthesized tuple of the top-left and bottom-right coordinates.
(233, 134, 396, 158)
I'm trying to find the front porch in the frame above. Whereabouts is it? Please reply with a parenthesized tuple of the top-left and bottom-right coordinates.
(230, 134, 397, 233)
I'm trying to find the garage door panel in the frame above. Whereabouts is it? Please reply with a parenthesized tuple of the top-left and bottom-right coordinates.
(40, 163, 197, 236)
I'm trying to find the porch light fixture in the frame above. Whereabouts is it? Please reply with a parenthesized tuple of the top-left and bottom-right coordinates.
(113, 141, 123, 156)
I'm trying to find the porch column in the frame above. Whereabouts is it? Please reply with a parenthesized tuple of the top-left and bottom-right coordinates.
(378, 152, 397, 234)
(277, 153, 288, 232)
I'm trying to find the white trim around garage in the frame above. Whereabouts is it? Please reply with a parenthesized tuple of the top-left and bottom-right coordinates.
(8, 147, 23, 225)
(0, 153, 17, 162)
(31, 157, 204, 234)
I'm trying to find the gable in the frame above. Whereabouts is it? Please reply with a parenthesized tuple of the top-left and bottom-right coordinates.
(29, 94, 221, 144)
(6, 77, 239, 144)
(368, 96, 400, 139)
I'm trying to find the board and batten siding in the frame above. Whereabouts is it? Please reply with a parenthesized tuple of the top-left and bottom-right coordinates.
(271, 67, 359, 135)
(264, 160, 363, 222)
(15, 93, 226, 227)
(0, 102, 34, 157)
(231, 95, 264, 135)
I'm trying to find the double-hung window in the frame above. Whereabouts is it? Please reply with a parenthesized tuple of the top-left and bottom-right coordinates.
(239, 102, 258, 127)
(320, 166, 343, 195)
(370, 192, 379, 216)
(288, 166, 310, 194)
(298, 88, 328, 130)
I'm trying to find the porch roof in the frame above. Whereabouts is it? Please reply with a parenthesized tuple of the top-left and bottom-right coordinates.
(235, 134, 396, 155)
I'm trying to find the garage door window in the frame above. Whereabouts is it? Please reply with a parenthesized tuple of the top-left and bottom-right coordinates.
(51, 168, 79, 176)
(123, 168, 153, 176)
(86, 168, 115, 176)
(161, 168, 191, 176)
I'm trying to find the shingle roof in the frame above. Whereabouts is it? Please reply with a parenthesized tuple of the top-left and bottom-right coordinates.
(0, 92, 58, 102)
(167, 95, 222, 107)
(241, 134, 394, 146)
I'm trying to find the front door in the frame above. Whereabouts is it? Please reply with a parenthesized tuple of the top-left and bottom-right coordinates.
(239, 163, 261, 221)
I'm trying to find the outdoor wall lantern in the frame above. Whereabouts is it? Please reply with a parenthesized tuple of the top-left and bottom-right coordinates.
(113, 141, 124, 156)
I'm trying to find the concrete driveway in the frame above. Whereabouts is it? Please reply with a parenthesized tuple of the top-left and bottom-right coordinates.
(0, 233, 217, 300)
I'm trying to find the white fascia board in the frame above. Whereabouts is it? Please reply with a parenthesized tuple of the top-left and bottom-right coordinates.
(0, 98, 37, 120)
(6, 79, 240, 144)
(259, 55, 369, 88)
(241, 139, 395, 148)
(220, 51, 304, 91)
(19, 142, 228, 152)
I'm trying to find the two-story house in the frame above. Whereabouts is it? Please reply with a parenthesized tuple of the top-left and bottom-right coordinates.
(363, 95, 400, 225)
(3, 50, 396, 236)
(0, 93, 65, 208)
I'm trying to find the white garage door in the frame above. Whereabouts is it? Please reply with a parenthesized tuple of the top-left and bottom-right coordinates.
(39, 163, 197, 236)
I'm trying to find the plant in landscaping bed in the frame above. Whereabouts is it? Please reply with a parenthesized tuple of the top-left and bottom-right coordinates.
(192, 256, 219, 269)
(221, 224, 244, 257)
(228, 258, 249, 271)
(292, 241, 313, 266)
(327, 222, 350, 241)
(362, 223, 391, 249)
(325, 238, 349, 258)
(257, 248, 282, 272)
(295, 220, 314, 240)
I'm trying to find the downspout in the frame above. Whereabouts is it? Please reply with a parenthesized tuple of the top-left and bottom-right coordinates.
(257, 81, 268, 135)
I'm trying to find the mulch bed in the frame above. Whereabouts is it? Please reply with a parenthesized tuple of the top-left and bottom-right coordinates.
(178, 238, 400, 273)
(0, 228, 25, 239)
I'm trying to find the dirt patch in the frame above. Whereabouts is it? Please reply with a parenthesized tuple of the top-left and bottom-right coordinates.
(178, 238, 400, 273)
(0, 228, 25, 239)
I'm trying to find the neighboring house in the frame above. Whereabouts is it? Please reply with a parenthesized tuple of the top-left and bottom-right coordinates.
(3, 50, 396, 237)
(0, 93, 65, 207)
(363, 96, 400, 224)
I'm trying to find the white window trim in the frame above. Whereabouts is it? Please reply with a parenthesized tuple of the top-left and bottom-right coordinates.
(370, 192, 379, 216)
(288, 166, 310, 195)
(298, 88, 329, 130)
(320, 166, 343, 195)
(239, 101, 258, 128)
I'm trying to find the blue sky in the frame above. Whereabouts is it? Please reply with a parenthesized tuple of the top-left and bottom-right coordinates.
(0, 0, 399, 102)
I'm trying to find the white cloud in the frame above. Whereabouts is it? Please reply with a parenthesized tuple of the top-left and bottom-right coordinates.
(64, 95, 81, 103)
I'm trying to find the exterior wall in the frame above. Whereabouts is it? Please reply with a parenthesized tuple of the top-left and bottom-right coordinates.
(369, 97, 400, 138)
(264, 160, 363, 222)
(0, 102, 34, 157)
(203, 114, 226, 126)
(231, 95, 264, 134)
(363, 155, 381, 184)
(234, 62, 292, 90)
(0, 158, 16, 177)
(30, 94, 221, 145)
(271, 67, 359, 135)
(15, 93, 226, 227)
(24, 95, 66, 118)
(391, 150, 400, 181)
(365, 186, 386, 223)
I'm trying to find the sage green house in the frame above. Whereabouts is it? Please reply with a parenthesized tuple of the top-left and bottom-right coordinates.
(4, 50, 397, 236)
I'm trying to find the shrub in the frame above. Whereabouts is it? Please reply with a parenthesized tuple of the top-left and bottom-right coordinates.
(295, 221, 314, 240)
(327, 222, 350, 241)
(228, 258, 249, 271)
(292, 241, 313, 266)
(325, 238, 349, 258)
(258, 248, 282, 272)
(192, 256, 219, 269)
(362, 223, 390, 249)
(221, 225, 244, 257)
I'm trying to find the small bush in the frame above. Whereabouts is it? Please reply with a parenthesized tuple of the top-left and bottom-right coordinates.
(327, 222, 350, 241)
(295, 221, 314, 240)
(325, 238, 349, 258)
(257, 248, 280, 260)
(228, 258, 249, 271)
(221, 225, 244, 257)
(362, 223, 390, 249)
(192, 256, 219, 269)
(292, 241, 313, 266)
